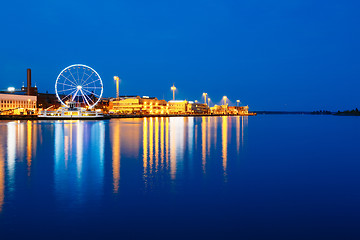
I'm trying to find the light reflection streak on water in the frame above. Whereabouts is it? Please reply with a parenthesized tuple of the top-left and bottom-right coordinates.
(94, 122, 105, 190)
(236, 117, 240, 154)
(0, 142, 4, 212)
(76, 121, 83, 180)
(201, 117, 206, 173)
(222, 116, 228, 178)
(165, 118, 169, 170)
(149, 118, 154, 174)
(214, 117, 218, 148)
(143, 118, 148, 179)
(18, 122, 25, 159)
(26, 121, 32, 176)
(112, 122, 120, 193)
(170, 117, 185, 180)
(160, 118, 165, 169)
(187, 117, 194, 167)
(207, 117, 211, 155)
(155, 117, 159, 172)
(7, 122, 16, 190)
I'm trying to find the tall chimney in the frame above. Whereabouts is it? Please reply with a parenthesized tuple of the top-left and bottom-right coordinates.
(27, 68, 31, 95)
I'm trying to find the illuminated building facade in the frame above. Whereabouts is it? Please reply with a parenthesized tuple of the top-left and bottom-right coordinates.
(228, 106, 249, 115)
(187, 102, 210, 114)
(168, 100, 188, 114)
(210, 105, 228, 115)
(110, 96, 142, 114)
(109, 96, 168, 115)
(141, 97, 168, 114)
(0, 94, 37, 115)
(210, 105, 249, 115)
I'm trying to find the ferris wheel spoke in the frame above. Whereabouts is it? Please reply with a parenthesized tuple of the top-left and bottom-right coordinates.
(80, 89, 91, 107)
(82, 88, 101, 98)
(68, 69, 79, 85)
(71, 89, 80, 101)
(57, 87, 77, 92)
(60, 74, 78, 87)
(81, 71, 95, 86)
(82, 79, 101, 87)
(60, 88, 78, 103)
(83, 86, 102, 89)
(58, 82, 77, 88)
(79, 68, 86, 86)
(76, 67, 80, 84)
(84, 89, 95, 104)
(82, 91, 95, 105)
(81, 89, 98, 106)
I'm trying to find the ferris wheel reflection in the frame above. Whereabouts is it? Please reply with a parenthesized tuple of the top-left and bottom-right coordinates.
(54, 120, 105, 205)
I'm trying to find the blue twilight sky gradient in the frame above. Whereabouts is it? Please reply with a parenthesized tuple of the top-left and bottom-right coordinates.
(0, 0, 359, 111)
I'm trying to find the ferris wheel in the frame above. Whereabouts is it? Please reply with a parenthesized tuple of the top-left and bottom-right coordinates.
(55, 64, 103, 109)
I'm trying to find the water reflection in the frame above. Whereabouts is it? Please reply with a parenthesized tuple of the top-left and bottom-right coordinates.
(54, 121, 105, 204)
(0, 142, 4, 212)
(222, 116, 228, 177)
(0, 116, 248, 211)
(112, 121, 121, 193)
(7, 122, 16, 189)
(139, 116, 248, 184)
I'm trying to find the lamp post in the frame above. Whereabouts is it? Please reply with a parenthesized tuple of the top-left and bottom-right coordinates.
(114, 76, 120, 98)
(223, 96, 227, 105)
(171, 84, 176, 100)
(236, 100, 240, 106)
(202, 93, 207, 105)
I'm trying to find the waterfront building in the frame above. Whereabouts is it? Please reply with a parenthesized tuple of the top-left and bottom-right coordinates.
(210, 105, 249, 115)
(0, 93, 37, 115)
(210, 104, 228, 115)
(109, 96, 168, 115)
(141, 96, 168, 114)
(187, 102, 209, 114)
(168, 100, 188, 114)
(228, 106, 249, 115)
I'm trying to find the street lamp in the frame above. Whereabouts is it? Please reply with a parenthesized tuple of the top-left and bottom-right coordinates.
(202, 93, 207, 105)
(236, 100, 240, 106)
(223, 96, 227, 105)
(114, 76, 120, 98)
(171, 84, 176, 100)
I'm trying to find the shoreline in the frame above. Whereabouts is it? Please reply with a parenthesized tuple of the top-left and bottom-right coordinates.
(0, 113, 256, 121)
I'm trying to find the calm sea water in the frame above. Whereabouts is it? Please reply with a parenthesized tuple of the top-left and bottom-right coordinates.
(0, 115, 359, 239)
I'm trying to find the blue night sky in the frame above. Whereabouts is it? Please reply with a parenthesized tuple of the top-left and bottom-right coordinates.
(0, 0, 359, 111)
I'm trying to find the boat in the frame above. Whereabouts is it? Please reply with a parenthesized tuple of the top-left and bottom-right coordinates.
(38, 102, 104, 119)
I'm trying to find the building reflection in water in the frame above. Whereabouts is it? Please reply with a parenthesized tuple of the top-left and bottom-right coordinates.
(111, 119, 141, 193)
(222, 116, 228, 179)
(112, 121, 121, 193)
(169, 117, 185, 180)
(138, 116, 248, 187)
(201, 116, 207, 173)
(0, 116, 249, 210)
(0, 141, 4, 212)
(54, 121, 105, 204)
(25, 120, 37, 176)
(7, 122, 16, 190)
(0, 121, 39, 212)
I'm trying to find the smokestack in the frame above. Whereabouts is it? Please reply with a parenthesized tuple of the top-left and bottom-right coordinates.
(27, 68, 31, 95)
